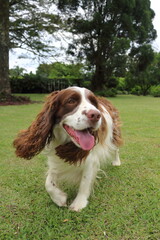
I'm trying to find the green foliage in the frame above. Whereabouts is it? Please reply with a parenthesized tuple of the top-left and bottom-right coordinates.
(126, 50, 160, 95)
(117, 77, 127, 92)
(129, 44, 155, 72)
(81, 80, 91, 89)
(1, 0, 62, 95)
(150, 52, 160, 84)
(95, 87, 117, 97)
(9, 66, 26, 78)
(10, 73, 49, 93)
(37, 62, 84, 85)
(10, 63, 93, 93)
(9, 0, 60, 54)
(1, 0, 158, 96)
(57, 0, 156, 90)
(49, 63, 81, 79)
(107, 77, 119, 89)
(150, 85, 160, 97)
(130, 86, 142, 96)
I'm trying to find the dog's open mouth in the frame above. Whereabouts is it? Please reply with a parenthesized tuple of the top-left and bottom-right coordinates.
(63, 124, 95, 151)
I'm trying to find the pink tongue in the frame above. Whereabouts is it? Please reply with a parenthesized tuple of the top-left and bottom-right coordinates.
(75, 129, 95, 151)
(64, 125, 95, 151)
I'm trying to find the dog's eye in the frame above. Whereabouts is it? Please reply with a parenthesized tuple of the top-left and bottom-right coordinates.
(88, 95, 98, 108)
(67, 98, 76, 104)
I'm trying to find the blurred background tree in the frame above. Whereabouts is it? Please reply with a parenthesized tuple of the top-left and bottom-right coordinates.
(0, 0, 159, 99)
(126, 47, 160, 95)
(56, 0, 156, 91)
(0, 0, 60, 95)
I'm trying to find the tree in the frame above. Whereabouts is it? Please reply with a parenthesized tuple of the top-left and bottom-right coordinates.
(0, 0, 10, 93)
(36, 62, 84, 85)
(9, 66, 26, 78)
(126, 49, 160, 95)
(151, 52, 160, 85)
(9, 0, 60, 54)
(57, 0, 156, 91)
(0, 0, 60, 95)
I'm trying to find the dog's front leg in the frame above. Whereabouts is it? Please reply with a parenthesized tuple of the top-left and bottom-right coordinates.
(45, 172, 67, 207)
(112, 149, 121, 166)
(70, 160, 99, 212)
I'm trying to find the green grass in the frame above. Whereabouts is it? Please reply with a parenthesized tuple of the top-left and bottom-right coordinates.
(0, 94, 160, 240)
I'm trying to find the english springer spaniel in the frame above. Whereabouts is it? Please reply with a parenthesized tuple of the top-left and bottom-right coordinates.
(14, 87, 122, 211)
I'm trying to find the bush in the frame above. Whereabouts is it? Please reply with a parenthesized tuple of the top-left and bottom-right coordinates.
(107, 77, 119, 88)
(150, 85, 160, 97)
(117, 90, 128, 95)
(117, 77, 127, 92)
(95, 88, 117, 97)
(130, 86, 141, 96)
(10, 74, 48, 93)
(81, 80, 91, 89)
(10, 74, 71, 93)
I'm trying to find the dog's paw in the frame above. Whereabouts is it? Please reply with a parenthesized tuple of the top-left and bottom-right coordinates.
(51, 191, 68, 207)
(112, 160, 121, 166)
(69, 197, 88, 212)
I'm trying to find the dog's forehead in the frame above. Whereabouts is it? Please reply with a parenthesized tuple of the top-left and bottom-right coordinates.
(57, 87, 81, 101)
(67, 87, 93, 100)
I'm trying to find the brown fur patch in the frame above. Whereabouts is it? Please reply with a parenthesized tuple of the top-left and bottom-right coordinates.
(97, 115, 107, 144)
(13, 91, 59, 159)
(97, 97, 123, 147)
(55, 142, 89, 165)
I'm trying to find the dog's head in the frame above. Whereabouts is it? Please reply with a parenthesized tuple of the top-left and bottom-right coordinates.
(54, 87, 102, 150)
(13, 87, 102, 160)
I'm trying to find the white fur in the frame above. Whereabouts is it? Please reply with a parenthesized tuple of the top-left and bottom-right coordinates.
(44, 87, 121, 211)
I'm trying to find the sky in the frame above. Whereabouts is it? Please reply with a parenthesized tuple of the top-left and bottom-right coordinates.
(151, 0, 160, 51)
(9, 0, 160, 73)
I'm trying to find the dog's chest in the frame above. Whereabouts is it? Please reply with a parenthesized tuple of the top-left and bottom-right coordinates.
(47, 154, 84, 185)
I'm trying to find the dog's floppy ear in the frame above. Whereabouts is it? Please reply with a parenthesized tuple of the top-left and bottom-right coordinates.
(13, 91, 59, 159)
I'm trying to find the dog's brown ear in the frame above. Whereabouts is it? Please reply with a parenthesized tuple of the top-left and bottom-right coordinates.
(13, 91, 59, 159)
(97, 96, 123, 147)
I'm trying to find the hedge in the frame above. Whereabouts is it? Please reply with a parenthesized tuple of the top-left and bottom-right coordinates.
(10, 75, 70, 93)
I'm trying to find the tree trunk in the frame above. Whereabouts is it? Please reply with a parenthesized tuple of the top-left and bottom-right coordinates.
(91, 60, 106, 91)
(0, 0, 11, 94)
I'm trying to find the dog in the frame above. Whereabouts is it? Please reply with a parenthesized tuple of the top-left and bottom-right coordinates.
(13, 87, 122, 211)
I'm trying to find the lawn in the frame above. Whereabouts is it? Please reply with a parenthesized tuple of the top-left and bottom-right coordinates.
(0, 94, 160, 240)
